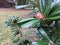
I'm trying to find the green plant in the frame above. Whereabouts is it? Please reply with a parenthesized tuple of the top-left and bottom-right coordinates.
(16, 0, 60, 45)
(5, 0, 60, 45)
(5, 16, 31, 45)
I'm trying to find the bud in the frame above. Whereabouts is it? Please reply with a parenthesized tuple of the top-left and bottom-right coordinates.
(36, 12, 44, 20)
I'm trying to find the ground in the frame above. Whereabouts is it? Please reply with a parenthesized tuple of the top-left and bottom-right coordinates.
(0, 8, 33, 45)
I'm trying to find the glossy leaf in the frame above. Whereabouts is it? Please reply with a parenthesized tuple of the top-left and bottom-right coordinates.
(38, 0, 43, 13)
(46, 16, 60, 21)
(48, 2, 60, 17)
(50, 3, 60, 12)
(43, 0, 52, 16)
(21, 20, 39, 28)
(49, 10, 60, 17)
(55, 21, 60, 42)
(17, 18, 37, 23)
(17, 18, 37, 27)
(37, 40, 48, 45)
(39, 28, 50, 41)
(32, 40, 48, 45)
(32, 42, 39, 45)
(38, 0, 60, 18)
(38, 0, 53, 16)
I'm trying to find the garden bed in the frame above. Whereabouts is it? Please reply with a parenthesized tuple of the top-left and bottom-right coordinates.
(0, 8, 36, 45)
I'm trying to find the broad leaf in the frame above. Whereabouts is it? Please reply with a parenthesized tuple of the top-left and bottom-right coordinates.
(32, 40, 48, 45)
(50, 2, 60, 12)
(46, 16, 60, 21)
(48, 2, 60, 17)
(38, 0, 43, 13)
(37, 40, 48, 45)
(38, 0, 53, 16)
(17, 18, 37, 23)
(44, 0, 52, 16)
(32, 42, 39, 45)
(21, 20, 40, 28)
(17, 18, 37, 27)
(49, 10, 60, 17)
(55, 21, 60, 42)
(39, 28, 50, 41)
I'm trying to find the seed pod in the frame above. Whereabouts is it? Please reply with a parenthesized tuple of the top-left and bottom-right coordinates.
(36, 12, 44, 20)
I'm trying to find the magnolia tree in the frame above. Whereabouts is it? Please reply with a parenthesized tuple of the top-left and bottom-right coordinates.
(5, 0, 60, 45)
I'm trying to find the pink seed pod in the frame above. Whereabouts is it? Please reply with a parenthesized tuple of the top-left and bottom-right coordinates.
(36, 12, 44, 20)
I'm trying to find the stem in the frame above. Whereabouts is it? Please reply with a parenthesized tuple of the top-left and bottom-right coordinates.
(15, 25, 22, 37)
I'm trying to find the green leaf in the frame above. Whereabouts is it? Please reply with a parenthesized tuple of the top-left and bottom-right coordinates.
(50, 3, 60, 12)
(48, 3, 60, 17)
(38, 0, 44, 13)
(38, 0, 53, 16)
(17, 18, 37, 23)
(46, 16, 60, 21)
(17, 18, 37, 27)
(12, 37, 19, 43)
(32, 42, 39, 45)
(49, 10, 60, 17)
(37, 40, 48, 45)
(44, 0, 52, 16)
(54, 21, 60, 42)
(21, 20, 39, 28)
(13, 30, 19, 37)
(39, 28, 50, 41)
(32, 40, 48, 45)
(52, 4, 60, 12)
